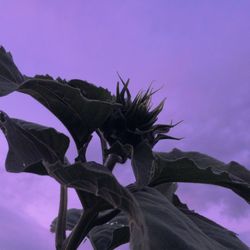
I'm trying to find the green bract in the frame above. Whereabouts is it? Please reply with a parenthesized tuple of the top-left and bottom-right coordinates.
(101, 77, 179, 148)
(0, 46, 249, 250)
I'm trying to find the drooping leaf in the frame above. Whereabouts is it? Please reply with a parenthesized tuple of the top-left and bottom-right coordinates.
(88, 212, 129, 250)
(17, 78, 117, 149)
(13, 118, 69, 161)
(76, 189, 112, 212)
(0, 47, 118, 149)
(87, 183, 177, 250)
(50, 208, 120, 234)
(154, 182, 178, 202)
(150, 148, 250, 203)
(44, 160, 149, 250)
(0, 111, 69, 175)
(0, 46, 24, 96)
(50, 208, 127, 250)
(68, 79, 114, 102)
(88, 187, 235, 250)
(173, 195, 249, 250)
(133, 187, 231, 250)
(131, 141, 155, 187)
(25, 75, 114, 102)
(50, 208, 82, 233)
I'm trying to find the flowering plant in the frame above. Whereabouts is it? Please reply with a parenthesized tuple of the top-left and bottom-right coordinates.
(0, 46, 249, 250)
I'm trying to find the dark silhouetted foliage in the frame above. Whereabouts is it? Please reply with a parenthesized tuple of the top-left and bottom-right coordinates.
(0, 46, 249, 250)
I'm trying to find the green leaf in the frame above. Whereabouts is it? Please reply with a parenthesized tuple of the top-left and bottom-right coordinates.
(88, 187, 235, 250)
(18, 78, 117, 149)
(0, 47, 117, 149)
(50, 207, 127, 250)
(68, 79, 114, 102)
(44, 161, 149, 250)
(50, 208, 82, 233)
(87, 183, 177, 250)
(0, 111, 69, 175)
(88, 187, 248, 250)
(50, 208, 120, 233)
(131, 141, 155, 187)
(0, 46, 24, 96)
(151, 148, 250, 203)
(173, 195, 249, 250)
(154, 182, 178, 202)
(132, 187, 229, 250)
(88, 212, 129, 250)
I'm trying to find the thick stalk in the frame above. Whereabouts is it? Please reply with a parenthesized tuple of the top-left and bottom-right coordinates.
(63, 205, 100, 250)
(96, 129, 108, 164)
(75, 135, 92, 162)
(64, 153, 121, 249)
(56, 184, 68, 250)
(104, 153, 122, 171)
(63, 138, 121, 249)
(94, 209, 120, 226)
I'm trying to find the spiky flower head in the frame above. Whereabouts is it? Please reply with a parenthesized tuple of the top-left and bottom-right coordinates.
(101, 77, 179, 148)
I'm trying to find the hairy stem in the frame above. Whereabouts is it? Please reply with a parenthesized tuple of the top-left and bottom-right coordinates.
(56, 185, 68, 250)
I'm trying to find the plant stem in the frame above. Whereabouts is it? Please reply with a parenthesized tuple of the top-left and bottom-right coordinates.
(96, 129, 108, 164)
(75, 135, 92, 162)
(63, 205, 100, 250)
(56, 184, 68, 250)
(63, 137, 121, 249)
(94, 209, 120, 226)
(104, 153, 122, 171)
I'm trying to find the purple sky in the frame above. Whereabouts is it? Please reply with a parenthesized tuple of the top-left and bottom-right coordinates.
(0, 0, 250, 249)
